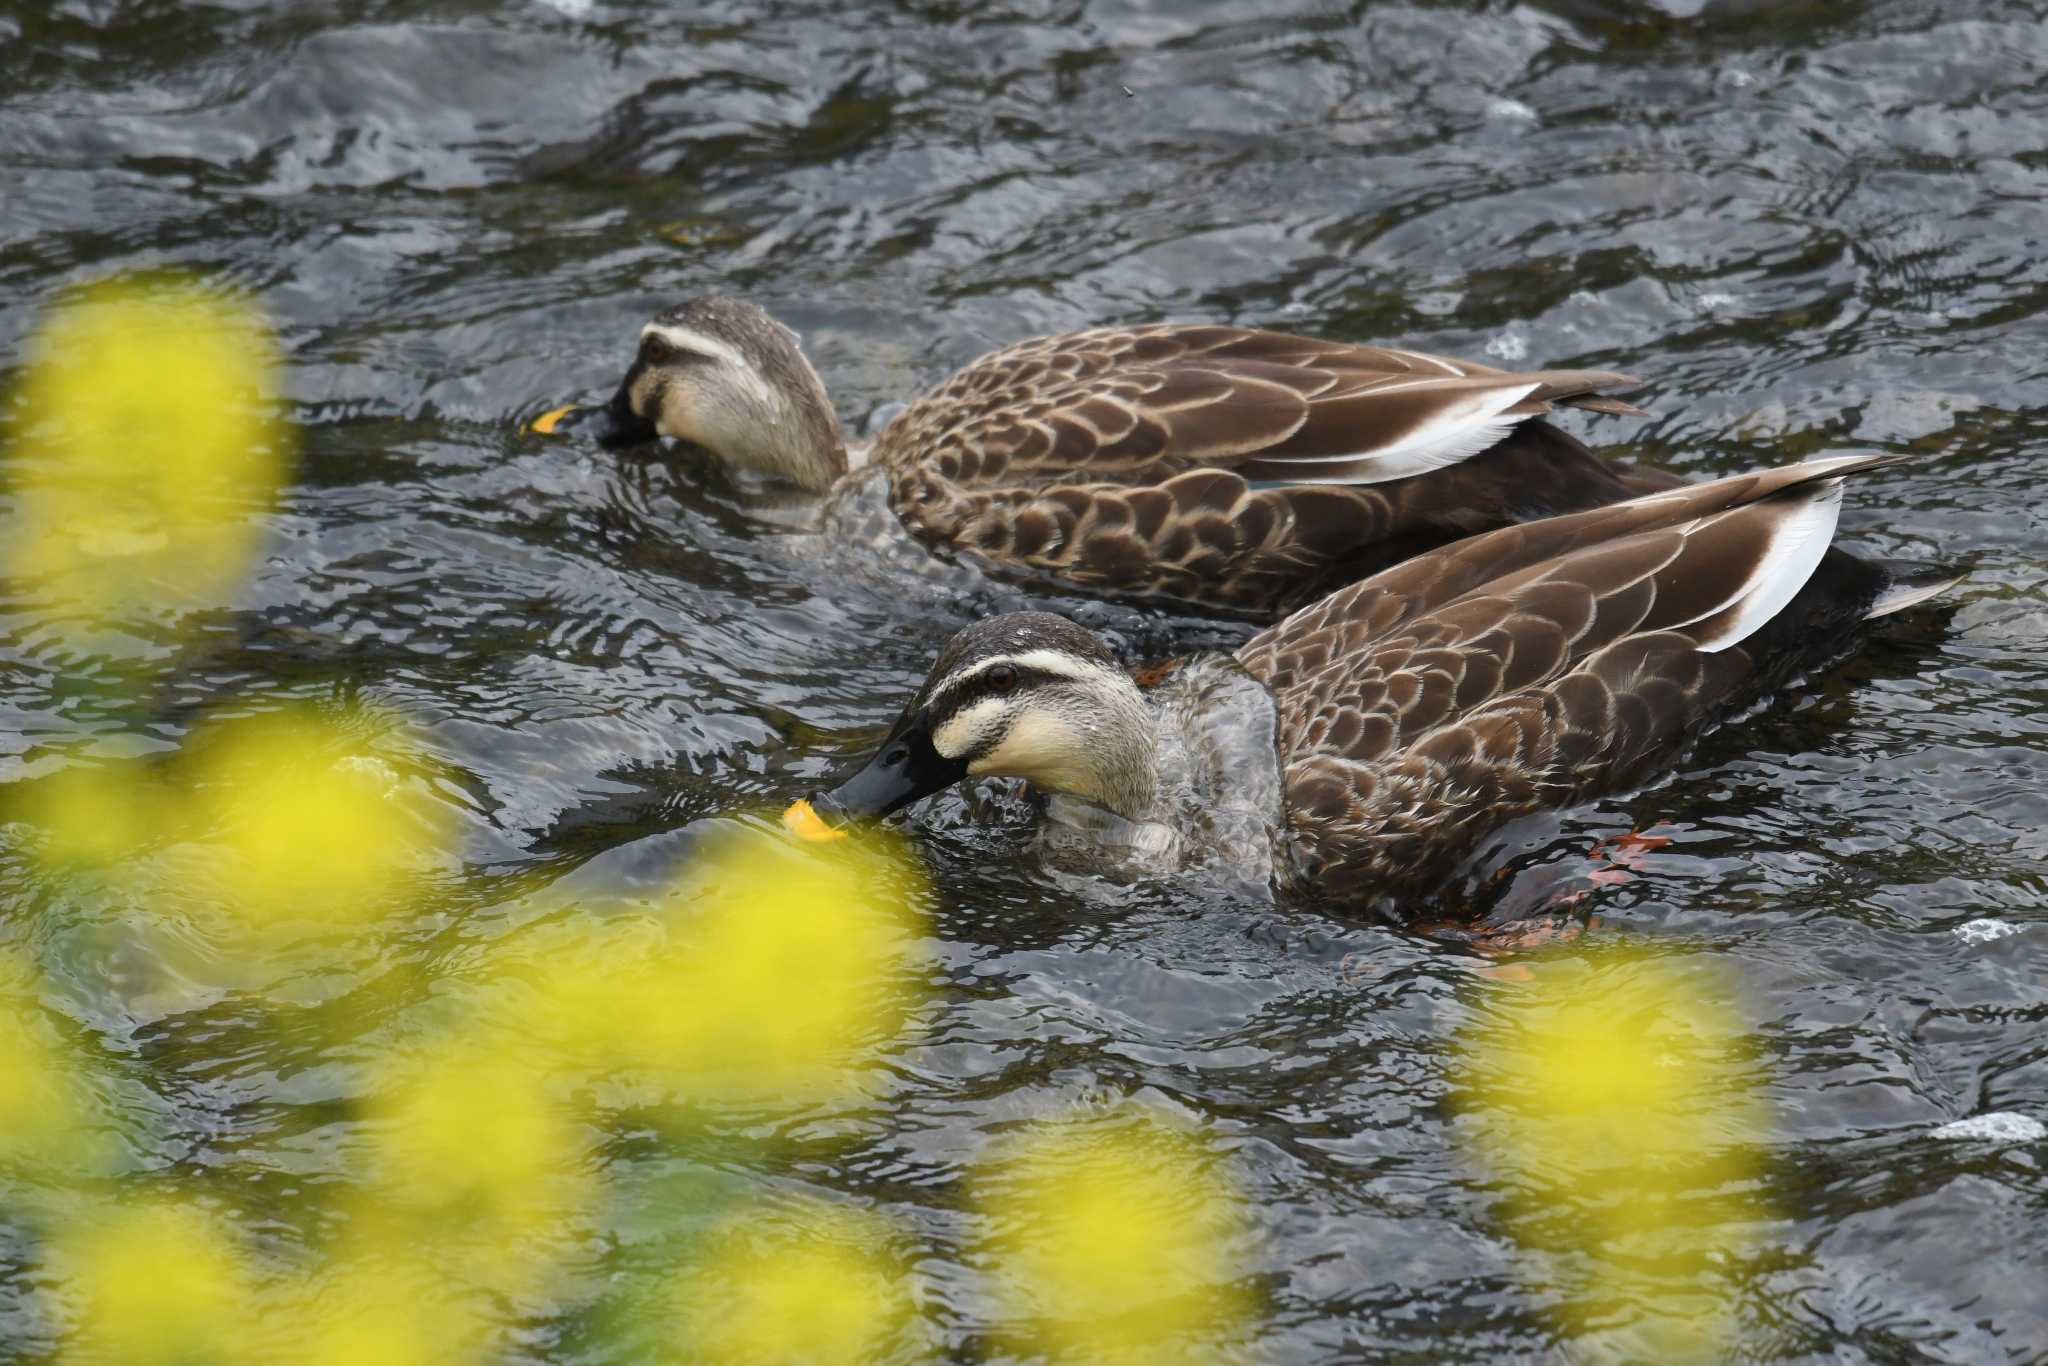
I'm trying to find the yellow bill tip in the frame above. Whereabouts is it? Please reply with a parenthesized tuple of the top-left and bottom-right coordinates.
(782, 798, 848, 843)
(530, 404, 577, 435)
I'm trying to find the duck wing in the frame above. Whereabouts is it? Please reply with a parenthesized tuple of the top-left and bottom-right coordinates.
(1235, 454, 1936, 904)
(887, 322, 1642, 488)
(880, 323, 1656, 615)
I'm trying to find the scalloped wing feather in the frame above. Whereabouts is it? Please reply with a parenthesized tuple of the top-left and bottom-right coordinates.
(873, 322, 1657, 611)
(878, 324, 1640, 489)
(1238, 455, 1909, 900)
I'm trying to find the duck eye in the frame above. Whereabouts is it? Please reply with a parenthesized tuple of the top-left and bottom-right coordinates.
(986, 664, 1018, 693)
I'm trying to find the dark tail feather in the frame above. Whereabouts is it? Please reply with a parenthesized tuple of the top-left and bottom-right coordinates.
(1866, 564, 1965, 620)
(1610, 461, 1689, 495)
(1560, 394, 1648, 417)
(1486, 419, 1686, 519)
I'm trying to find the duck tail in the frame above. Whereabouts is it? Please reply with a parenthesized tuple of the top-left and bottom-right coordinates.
(1557, 393, 1647, 417)
(1866, 564, 1966, 620)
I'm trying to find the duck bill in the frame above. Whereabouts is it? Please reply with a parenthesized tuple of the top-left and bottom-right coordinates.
(530, 379, 657, 448)
(788, 710, 968, 838)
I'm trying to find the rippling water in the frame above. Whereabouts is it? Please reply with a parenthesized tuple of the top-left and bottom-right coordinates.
(4, 0, 2047, 1358)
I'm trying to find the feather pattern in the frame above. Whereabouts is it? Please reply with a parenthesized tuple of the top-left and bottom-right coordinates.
(812, 457, 1951, 913)
(585, 299, 1669, 615)
(874, 322, 1660, 613)
(1231, 454, 1926, 904)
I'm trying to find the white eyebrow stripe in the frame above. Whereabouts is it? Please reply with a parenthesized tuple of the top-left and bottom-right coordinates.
(642, 322, 750, 371)
(926, 649, 1106, 735)
(641, 322, 776, 408)
(949, 649, 1101, 689)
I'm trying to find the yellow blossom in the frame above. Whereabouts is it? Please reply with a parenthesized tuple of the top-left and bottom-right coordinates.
(267, 1255, 484, 1366)
(537, 826, 929, 1108)
(0, 952, 80, 1168)
(671, 1203, 913, 1364)
(54, 1201, 257, 1365)
(15, 762, 166, 870)
(354, 1032, 590, 1300)
(5, 277, 288, 626)
(185, 705, 453, 934)
(980, 1117, 1254, 1362)
(1453, 947, 1769, 1359)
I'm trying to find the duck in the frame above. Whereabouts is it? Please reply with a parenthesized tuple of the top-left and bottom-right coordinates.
(533, 297, 1680, 617)
(781, 454, 1956, 910)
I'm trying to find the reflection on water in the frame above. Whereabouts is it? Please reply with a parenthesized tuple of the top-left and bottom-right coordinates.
(3, 0, 2046, 1358)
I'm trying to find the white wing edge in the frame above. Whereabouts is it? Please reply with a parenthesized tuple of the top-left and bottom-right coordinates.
(1689, 480, 1845, 654)
(1257, 382, 1542, 486)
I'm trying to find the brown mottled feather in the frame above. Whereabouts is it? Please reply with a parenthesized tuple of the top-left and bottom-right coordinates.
(872, 322, 1655, 615)
(600, 299, 1663, 615)
(1235, 455, 1907, 905)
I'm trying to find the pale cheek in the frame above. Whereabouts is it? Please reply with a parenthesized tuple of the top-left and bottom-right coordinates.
(933, 699, 1008, 762)
(969, 713, 1087, 788)
(629, 373, 671, 429)
(656, 393, 696, 442)
(618, 369, 679, 439)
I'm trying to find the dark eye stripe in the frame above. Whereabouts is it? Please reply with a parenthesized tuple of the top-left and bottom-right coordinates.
(927, 664, 1057, 724)
(639, 337, 713, 366)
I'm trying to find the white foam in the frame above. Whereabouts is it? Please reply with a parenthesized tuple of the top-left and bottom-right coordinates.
(335, 754, 401, 797)
(1952, 918, 2020, 945)
(1930, 1112, 2045, 1143)
(1484, 329, 1529, 363)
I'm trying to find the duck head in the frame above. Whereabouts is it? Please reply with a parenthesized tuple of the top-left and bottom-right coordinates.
(788, 612, 1160, 838)
(536, 296, 848, 492)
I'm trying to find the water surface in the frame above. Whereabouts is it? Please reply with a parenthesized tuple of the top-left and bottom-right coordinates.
(3, 0, 2046, 1359)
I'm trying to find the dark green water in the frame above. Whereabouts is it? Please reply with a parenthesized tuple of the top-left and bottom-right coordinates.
(3, 0, 2046, 1360)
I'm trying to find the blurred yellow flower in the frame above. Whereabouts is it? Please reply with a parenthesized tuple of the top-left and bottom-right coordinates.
(186, 705, 454, 934)
(356, 1031, 590, 1299)
(672, 1203, 912, 1365)
(980, 1117, 1254, 1362)
(1454, 948, 1768, 1359)
(539, 827, 929, 1108)
(54, 1201, 257, 1365)
(5, 277, 288, 626)
(267, 1256, 483, 1366)
(14, 762, 165, 870)
(0, 952, 80, 1167)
